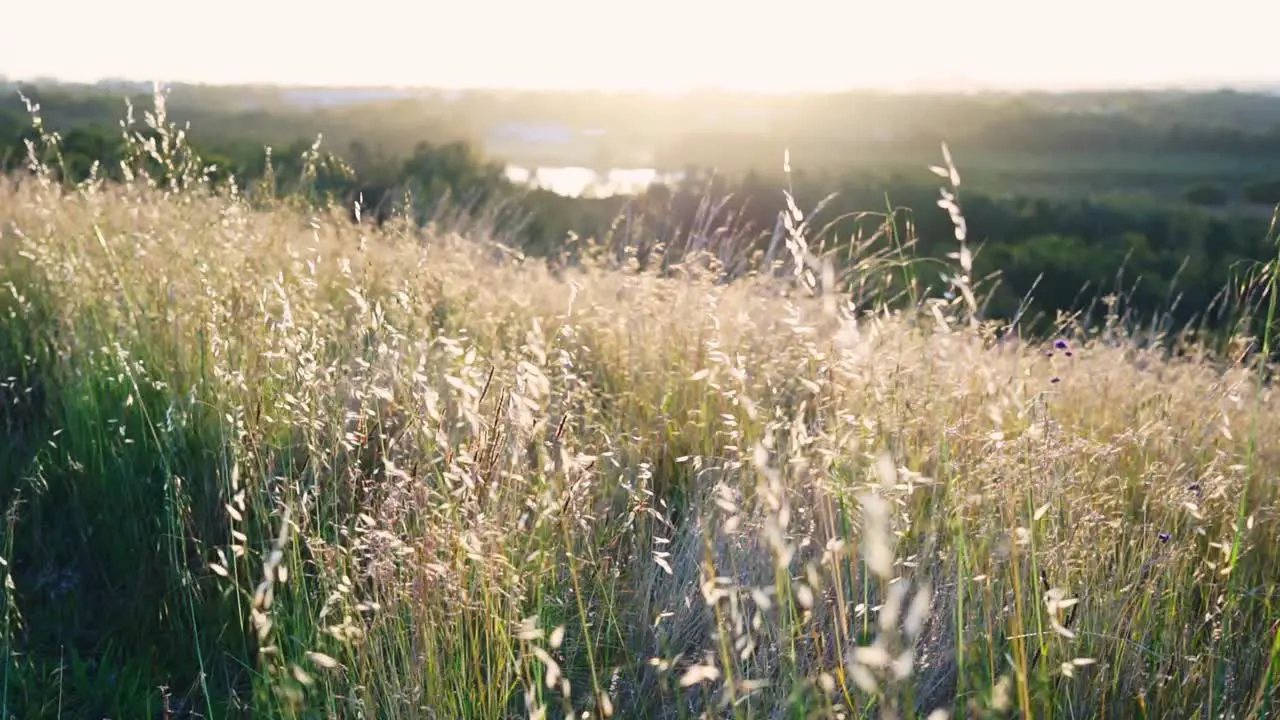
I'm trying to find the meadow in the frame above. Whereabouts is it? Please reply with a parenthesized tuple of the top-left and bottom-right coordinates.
(2, 103, 1280, 720)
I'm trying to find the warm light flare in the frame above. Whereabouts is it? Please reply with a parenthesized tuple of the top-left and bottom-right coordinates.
(2, 0, 1276, 92)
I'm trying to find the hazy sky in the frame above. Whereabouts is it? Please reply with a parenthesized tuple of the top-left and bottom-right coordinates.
(3, 0, 1277, 92)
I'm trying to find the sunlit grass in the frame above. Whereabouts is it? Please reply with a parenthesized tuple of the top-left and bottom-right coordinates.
(2, 94, 1280, 720)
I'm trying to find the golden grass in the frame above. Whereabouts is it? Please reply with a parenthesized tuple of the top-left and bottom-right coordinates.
(1, 137, 1280, 719)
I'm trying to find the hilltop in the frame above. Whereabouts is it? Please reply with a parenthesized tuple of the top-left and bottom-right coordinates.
(1, 116, 1280, 719)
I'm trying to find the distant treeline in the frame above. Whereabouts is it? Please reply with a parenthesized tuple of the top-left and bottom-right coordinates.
(2, 85, 1279, 342)
(10, 82, 1280, 174)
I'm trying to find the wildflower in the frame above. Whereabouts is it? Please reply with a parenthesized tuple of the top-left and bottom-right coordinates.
(1158, 532, 1171, 543)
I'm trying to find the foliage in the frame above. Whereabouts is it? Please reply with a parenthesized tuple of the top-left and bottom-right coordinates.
(1183, 184, 1230, 207)
(1244, 180, 1280, 207)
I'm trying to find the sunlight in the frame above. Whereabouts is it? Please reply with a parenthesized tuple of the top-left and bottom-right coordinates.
(6, 0, 1280, 716)
(3, 0, 1276, 91)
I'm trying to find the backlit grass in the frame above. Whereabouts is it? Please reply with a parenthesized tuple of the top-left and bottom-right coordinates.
(2, 98, 1280, 719)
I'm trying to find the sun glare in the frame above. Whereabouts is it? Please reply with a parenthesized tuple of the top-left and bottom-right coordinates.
(2, 0, 1277, 92)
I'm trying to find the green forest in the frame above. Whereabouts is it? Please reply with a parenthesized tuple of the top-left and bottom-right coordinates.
(4, 81, 1280, 337)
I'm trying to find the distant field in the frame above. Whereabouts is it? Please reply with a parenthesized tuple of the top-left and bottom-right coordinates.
(6, 84, 1280, 232)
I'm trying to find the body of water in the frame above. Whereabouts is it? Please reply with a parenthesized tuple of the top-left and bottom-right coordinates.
(504, 166, 685, 198)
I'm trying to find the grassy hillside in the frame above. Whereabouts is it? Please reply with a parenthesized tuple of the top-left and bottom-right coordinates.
(2, 127, 1280, 720)
(8, 85, 1280, 341)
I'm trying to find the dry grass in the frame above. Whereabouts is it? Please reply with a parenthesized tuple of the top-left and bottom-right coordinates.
(1, 104, 1280, 720)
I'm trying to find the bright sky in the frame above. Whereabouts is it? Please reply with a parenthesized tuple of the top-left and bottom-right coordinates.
(3, 0, 1277, 92)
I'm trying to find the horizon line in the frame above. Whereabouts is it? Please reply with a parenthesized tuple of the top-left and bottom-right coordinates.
(4, 74, 1279, 98)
